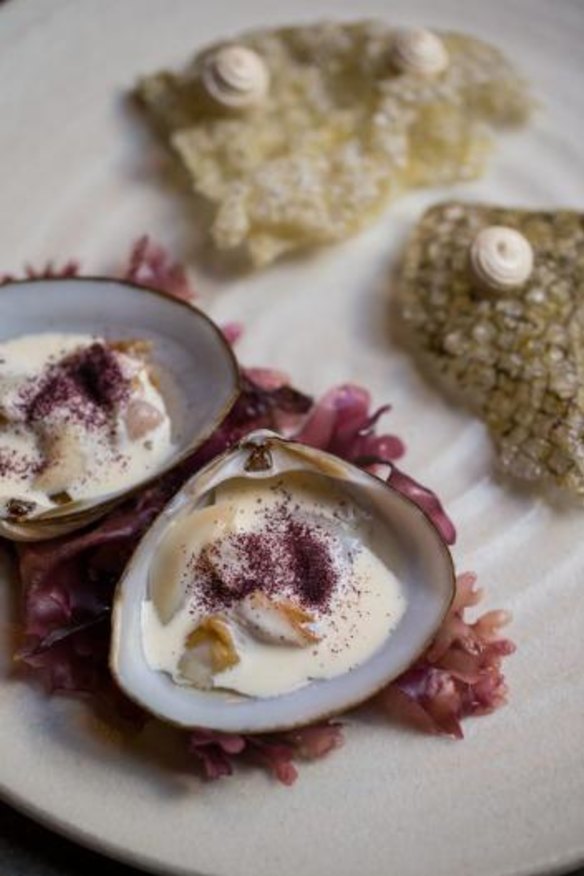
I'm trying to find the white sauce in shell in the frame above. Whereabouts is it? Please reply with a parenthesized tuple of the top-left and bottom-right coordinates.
(142, 473, 406, 698)
(0, 333, 174, 516)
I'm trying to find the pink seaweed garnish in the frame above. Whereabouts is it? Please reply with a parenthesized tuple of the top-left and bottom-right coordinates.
(4, 240, 514, 784)
(122, 235, 194, 302)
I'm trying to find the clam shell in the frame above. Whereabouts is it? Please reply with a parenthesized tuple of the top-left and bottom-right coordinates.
(0, 278, 240, 540)
(111, 430, 455, 734)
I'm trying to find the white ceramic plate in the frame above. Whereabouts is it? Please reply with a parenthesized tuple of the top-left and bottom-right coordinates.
(1, 1, 583, 875)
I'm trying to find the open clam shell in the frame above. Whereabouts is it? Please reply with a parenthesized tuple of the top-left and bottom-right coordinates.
(111, 430, 455, 734)
(0, 278, 240, 541)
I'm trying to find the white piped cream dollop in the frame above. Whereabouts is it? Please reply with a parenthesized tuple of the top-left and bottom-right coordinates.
(201, 45, 270, 109)
(391, 28, 449, 77)
(469, 225, 534, 291)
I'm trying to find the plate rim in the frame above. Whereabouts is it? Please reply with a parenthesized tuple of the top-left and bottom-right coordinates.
(2, 776, 583, 876)
(1, 0, 584, 874)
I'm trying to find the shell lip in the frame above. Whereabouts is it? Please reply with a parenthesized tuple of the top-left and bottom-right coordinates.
(110, 431, 456, 734)
(110, 614, 453, 737)
(0, 276, 241, 539)
(240, 429, 457, 554)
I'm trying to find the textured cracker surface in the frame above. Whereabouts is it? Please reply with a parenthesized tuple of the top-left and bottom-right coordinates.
(136, 21, 530, 267)
(399, 202, 584, 496)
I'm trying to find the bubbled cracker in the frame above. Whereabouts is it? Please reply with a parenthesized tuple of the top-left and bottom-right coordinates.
(136, 21, 530, 268)
(399, 202, 584, 496)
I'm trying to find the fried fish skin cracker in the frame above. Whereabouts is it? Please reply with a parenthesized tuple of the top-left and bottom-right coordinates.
(136, 22, 530, 268)
(399, 201, 584, 496)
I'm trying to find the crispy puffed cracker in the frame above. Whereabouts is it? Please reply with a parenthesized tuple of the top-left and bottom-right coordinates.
(399, 201, 584, 496)
(136, 22, 530, 267)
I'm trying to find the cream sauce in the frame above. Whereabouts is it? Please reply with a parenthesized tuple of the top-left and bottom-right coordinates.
(0, 333, 174, 516)
(142, 473, 406, 698)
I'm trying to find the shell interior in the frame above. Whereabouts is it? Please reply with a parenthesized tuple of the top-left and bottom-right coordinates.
(111, 431, 455, 734)
(0, 278, 240, 539)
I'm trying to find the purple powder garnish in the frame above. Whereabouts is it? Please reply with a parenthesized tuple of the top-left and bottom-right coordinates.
(26, 374, 89, 423)
(21, 342, 130, 430)
(186, 499, 341, 615)
(68, 343, 130, 410)
(284, 518, 336, 607)
(0, 447, 42, 481)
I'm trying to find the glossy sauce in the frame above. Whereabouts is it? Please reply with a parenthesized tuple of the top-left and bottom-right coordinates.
(142, 473, 406, 698)
(0, 333, 173, 516)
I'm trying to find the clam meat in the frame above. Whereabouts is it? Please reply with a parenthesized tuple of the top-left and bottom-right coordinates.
(0, 277, 239, 540)
(0, 333, 173, 519)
